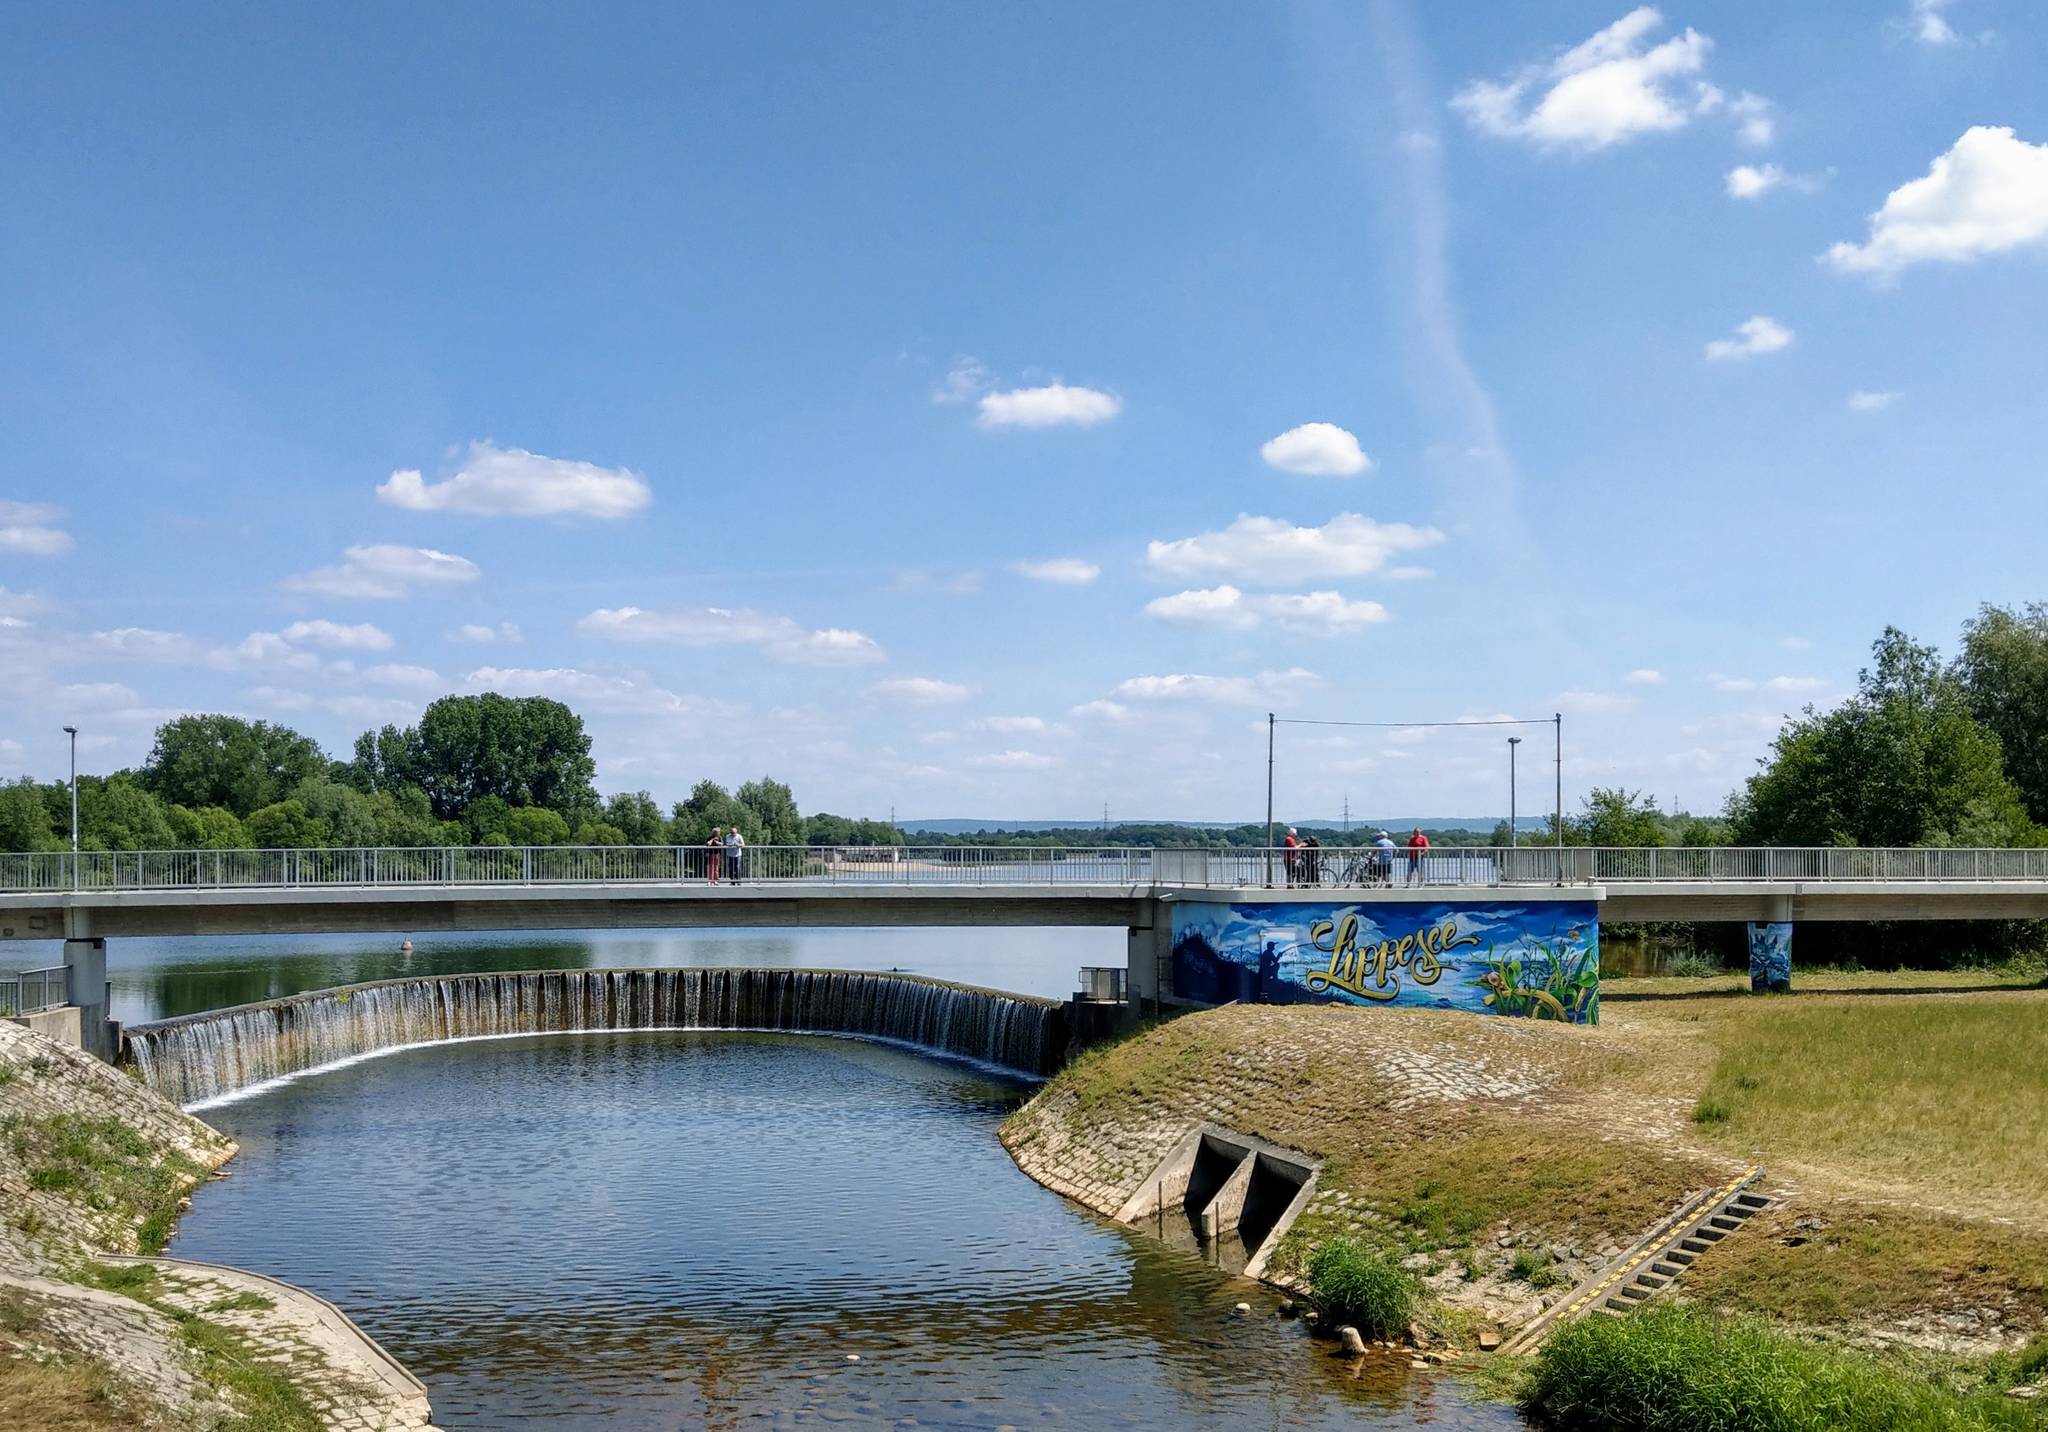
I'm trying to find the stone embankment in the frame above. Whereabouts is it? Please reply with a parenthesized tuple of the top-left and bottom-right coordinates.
(0, 1018, 438, 1430)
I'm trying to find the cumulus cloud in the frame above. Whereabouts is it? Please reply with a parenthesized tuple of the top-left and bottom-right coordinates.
(1894, 0, 1982, 46)
(1113, 668, 1321, 707)
(870, 676, 972, 705)
(1626, 668, 1665, 684)
(979, 716, 1049, 735)
(1826, 127, 2048, 278)
(1145, 513, 1443, 585)
(577, 606, 884, 666)
(278, 619, 394, 651)
(0, 501, 75, 557)
(1010, 557, 1101, 585)
(464, 665, 724, 718)
(1725, 163, 1819, 199)
(377, 441, 651, 519)
(285, 545, 481, 600)
(976, 384, 1121, 430)
(1710, 672, 1822, 694)
(1848, 390, 1902, 412)
(968, 750, 1060, 770)
(1143, 586, 1390, 634)
(931, 355, 992, 405)
(1259, 423, 1372, 476)
(1705, 315, 1794, 361)
(450, 622, 524, 643)
(1451, 8, 1769, 152)
(1069, 699, 1132, 723)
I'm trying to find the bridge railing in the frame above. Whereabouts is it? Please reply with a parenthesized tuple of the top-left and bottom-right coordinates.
(0, 962, 70, 1015)
(3, 845, 2048, 895)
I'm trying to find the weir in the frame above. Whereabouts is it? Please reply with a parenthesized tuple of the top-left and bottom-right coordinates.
(123, 967, 1069, 1105)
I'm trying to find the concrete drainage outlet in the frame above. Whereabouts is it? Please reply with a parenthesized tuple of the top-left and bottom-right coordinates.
(1114, 1125, 1320, 1280)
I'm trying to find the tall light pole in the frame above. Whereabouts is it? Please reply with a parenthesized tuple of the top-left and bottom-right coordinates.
(1264, 712, 1276, 887)
(62, 725, 79, 889)
(1507, 736, 1521, 850)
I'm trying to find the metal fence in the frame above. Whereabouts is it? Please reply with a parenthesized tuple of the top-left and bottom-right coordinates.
(0, 963, 70, 1016)
(3, 844, 2048, 896)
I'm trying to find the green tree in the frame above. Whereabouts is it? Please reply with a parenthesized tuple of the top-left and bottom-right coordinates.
(139, 715, 327, 816)
(572, 820, 629, 846)
(80, 776, 176, 851)
(504, 807, 572, 846)
(0, 778, 60, 852)
(736, 778, 802, 846)
(367, 695, 598, 821)
(244, 800, 331, 849)
(1572, 788, 1668, 847)
(1956, 602, 2048, 825)
(602, 791, 668, 845)
(1732, 627, 2037, 847)
(670, 780, 762, 845)
(166, 804, 249, 849)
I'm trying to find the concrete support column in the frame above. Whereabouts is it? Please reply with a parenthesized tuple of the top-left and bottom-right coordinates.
(1747, 894, 1792, 994)
(62, 937, 112, 1059)
(1126, 901, 1174, 1013)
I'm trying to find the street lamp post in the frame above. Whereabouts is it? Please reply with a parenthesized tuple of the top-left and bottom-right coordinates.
(1507, 736, 1521, 850)
(62, 725, 78, 889)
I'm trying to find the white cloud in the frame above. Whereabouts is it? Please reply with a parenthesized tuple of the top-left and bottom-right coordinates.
(279, 619, 394, 652)
(976, 384, 1121, 430)
(1767, 674, 1825, 692)
(1826, 128, 2048, 278)
(1384, 565, 1435, 582)
(1725, 163, 1819, 199)
(979, 716, 1049, 735)
(450, 622, 523, 643)
(1708, 672, 1757, 692)
(89, 628, 215, 665)
(0, 501, 74, 557)
(1259, 422, 1372, 477)
(1145, 513, 1443, 585)
(285, 545, 481, 600)
(1451, 8, 1768, 153)
(1710, 672, 1821, 694)
(870, 676, 972, 705)
(464, 665, 721, 718)
(377, 441, 651, 519)
(932, 355, 991, 405)
(1848, 390, 1902, 412)
(576, 605, 884, 666)
(1010, 557, 1101, 585)
(1143, 586, 1391, 634)
(1705, 315, 1794, 361)
(1113, 668, 1321, 708)
(57, 681, 141, 707)
(1069, 700, 1131, 723)
(1894, 0, 1982, 46)
(967, 750, 1060, 770)
(1625, 668, 1665, 685)
(363, 663, 442, 688)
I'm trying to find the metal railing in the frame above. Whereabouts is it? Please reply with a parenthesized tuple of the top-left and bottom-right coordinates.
(2, 844, 2048, 896)
(0, 963, 70, 1016)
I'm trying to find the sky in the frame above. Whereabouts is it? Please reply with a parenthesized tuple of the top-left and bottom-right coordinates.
(2, 1, 2045, 824)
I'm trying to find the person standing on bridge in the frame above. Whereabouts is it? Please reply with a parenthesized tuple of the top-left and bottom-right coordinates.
(726, 826, 746, 884)
(706, 827, 725, 884)
(1405, 826, 1430, 886)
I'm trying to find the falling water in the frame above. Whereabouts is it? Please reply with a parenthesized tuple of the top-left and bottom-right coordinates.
(123, 968, 1067, 1105)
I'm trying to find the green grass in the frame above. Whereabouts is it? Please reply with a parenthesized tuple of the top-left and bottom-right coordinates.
(1307, 1239, 1416, 1339)
(205, 1290, 276, 1314)
(1988, 1335, 2048, 1390)
(1509, 1247, 1564, 1289)
(174, 1313, 322, 1432)
(1691, 1096, 1731, 1125)
(1523, 1305, 2037, 1432)
(79, 1262, 159, 1297)
(1605, 963, 2047, 1000)
(4, 1113, 204, 1254)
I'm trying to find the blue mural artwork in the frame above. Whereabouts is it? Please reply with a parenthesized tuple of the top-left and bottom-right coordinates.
(1747, 922, 1792, 993)
(1171, 900, 1601, 1024)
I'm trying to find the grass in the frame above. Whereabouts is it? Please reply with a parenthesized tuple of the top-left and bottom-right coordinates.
(1522, 1304, 2036, 1432)
(4, 1114, 204, 1254)
(1509, 1247, 1565, 1289)
(1307, 1239, 1416, 1338)
(1605, 963, 2047, 1000)
(204, 1290, 276, 1315)
(1683, 993, 2048, 1220)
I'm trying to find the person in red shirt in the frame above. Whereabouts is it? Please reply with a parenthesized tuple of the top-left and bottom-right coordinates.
(1405, 827, 1430, 886)
(1282, 827, 1301, 887)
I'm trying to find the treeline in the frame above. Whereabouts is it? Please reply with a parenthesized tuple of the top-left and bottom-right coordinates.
(0, 693, 901, 854)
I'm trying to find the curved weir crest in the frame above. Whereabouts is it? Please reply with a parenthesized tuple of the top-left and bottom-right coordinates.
(123, 968, 1068, 1106)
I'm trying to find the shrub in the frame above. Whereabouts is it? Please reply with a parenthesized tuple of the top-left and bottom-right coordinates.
(1307, 1239, 1415, 1339)
(1523, 1304, 2033, 1432)
(1509, 1248, 1564, 1289)
(1692, 1097, 1731, 1125)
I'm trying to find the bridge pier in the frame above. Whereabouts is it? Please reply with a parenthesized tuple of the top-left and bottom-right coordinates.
(1747, 894, 1793, 993)
(1126, 901, 1173, 1015)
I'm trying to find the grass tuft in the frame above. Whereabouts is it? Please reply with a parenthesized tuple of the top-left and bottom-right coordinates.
(1692, 1097, 1731, 1125)
(1509, 1247, 1564, 1289)
(1308, 1239, 1416, 1339)
(1523, 1304, 2035, 1432)
(6, 1113, 203, 1254)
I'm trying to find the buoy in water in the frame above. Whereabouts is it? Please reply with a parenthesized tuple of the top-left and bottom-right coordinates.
(399, 939, 414, 955)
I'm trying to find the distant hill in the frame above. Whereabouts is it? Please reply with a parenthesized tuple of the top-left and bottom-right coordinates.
(900, 816, 1545, 836)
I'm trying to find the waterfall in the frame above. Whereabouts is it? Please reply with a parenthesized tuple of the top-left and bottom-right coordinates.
(123, 968, 1069, 1106)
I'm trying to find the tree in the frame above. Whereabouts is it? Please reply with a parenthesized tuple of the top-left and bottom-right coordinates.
(504, 807, 572, 846)
(1956, 602, 2048, 825)
(669, 780, 762, 845)
(603, 791, 668, 845)
(368, 695, 598, 821)
(736, 778, 802, 846)
(1731, 627, 2037, 847)
(167, 804, 249, 849)
(80, 776, 176, 851)
(244, 800, 331, 849)
(140, 715, 327, 816)
(0, 778, 60, 853)
(1572, 789, 1668, 848)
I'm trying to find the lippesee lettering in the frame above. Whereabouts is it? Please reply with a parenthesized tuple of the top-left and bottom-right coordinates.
(1303, 915, 1479, 1001)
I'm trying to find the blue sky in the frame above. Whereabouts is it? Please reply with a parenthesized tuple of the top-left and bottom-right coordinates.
(3, 1, 2045, 823)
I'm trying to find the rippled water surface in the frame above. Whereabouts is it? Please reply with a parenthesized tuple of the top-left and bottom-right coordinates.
(173, 1031, 1522, 1430)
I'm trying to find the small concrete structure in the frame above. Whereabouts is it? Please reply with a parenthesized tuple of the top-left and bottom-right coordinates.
(1115, 1123, 1320, 1280)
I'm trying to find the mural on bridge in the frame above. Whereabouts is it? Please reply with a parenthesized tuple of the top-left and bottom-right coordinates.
(1747, 922, 1792, 993)
(1170, 899, 1600, 1024)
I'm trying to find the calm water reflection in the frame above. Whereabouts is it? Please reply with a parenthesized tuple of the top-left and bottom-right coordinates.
(0, 926, 1128, 1025)
(173, 1032, 1521, 1430)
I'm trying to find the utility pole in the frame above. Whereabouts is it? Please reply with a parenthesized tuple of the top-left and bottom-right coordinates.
(1508, 736, 1521, 850)
(1342, 793, 1350, 833)
(1554, 712, 1565, 886)
(1264, 712, 1276, 887)
(63, 725, 78, 889)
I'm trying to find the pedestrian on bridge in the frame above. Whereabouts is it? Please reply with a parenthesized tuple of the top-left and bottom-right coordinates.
(726, 826, 746, 883)
(706, 827, 725, 884)
(1405, 827, 1430, 886)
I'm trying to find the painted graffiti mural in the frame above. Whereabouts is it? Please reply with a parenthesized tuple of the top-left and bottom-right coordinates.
(1747, 922, 1792, 993)
(1171, 900, 1600, 1024)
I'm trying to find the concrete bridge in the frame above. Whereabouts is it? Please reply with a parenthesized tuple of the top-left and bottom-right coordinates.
(8, 843, 2048, 1053)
